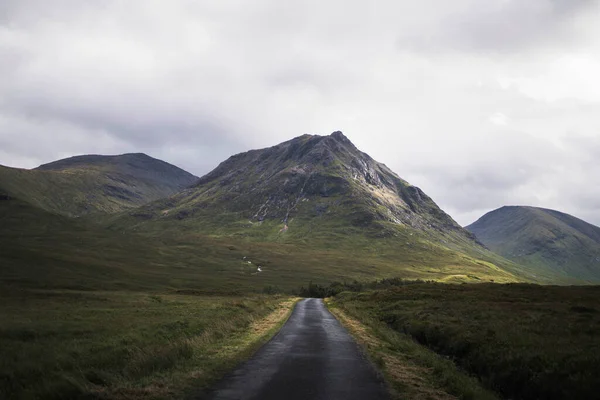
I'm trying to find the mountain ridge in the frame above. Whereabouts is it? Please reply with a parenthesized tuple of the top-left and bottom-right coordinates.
(0, 153, 198, 216)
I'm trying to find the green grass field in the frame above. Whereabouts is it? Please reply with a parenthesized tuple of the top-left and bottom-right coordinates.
(332, 283, 600, 400)
(0, 288, 295, 399)
(1, 199, 306, 399)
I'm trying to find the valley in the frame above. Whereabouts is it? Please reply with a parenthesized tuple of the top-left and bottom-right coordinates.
(1, 133, 600, 399)
(4, 1, 600, 398)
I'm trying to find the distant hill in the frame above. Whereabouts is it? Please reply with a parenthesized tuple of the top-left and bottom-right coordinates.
(466, 206, 600, 283)
(109, 132, 527, 284)
(0, 153, 198, 216)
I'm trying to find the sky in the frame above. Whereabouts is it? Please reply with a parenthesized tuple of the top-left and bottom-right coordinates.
(1, 0, 599, 226)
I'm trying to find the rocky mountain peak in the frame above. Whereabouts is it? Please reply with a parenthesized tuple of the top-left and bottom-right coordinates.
(330, 130, 348, 141)
(156, 132, 472, 244)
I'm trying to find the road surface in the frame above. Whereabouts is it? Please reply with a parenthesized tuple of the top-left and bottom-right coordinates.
(199, 298, 390, 400)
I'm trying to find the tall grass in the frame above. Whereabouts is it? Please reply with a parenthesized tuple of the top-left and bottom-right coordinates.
(333, 283, 600, 400)
(0, 289, 293, 399)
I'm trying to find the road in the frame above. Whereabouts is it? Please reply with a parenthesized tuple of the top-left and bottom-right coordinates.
(200, 298, 390, 400)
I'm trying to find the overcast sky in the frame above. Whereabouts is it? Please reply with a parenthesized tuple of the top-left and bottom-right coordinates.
(1, 0, 599, 226)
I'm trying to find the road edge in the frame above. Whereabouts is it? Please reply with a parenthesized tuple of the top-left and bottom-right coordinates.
(185, 296, 301, 399)
(325, 297, 497, 400)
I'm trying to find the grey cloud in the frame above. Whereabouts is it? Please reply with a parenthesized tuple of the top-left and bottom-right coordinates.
(402, 131, 561, 212)
(1, 0, 599, 227)
(396, 0, 594, 52)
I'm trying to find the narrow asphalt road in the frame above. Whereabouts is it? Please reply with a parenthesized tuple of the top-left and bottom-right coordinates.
(199, 298, 390, 400)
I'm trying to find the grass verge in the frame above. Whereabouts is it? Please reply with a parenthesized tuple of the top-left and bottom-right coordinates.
(325, 297, 498, 400)
(331, 283, 600, 400)
(0, 289, 298, 400)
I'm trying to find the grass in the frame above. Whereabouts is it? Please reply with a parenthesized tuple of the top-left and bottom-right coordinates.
(0, 288, 297, 399)
(105, 202, 524, 286)
(1, 197, 520, 299)
(326, 298, 497, 400)
(331, 283, 600, 400)
(1, 197, 597, 399)
(1, 198, 307, 399)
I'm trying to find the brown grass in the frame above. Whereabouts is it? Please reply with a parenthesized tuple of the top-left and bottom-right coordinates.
(249, 298, 300, 335)
(209, 297, 300, 362)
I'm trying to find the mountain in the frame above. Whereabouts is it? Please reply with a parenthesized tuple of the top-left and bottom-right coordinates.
(110, 132, 525, 284)
(0, 153, 198, 216)
(123, 132, 471, 238)
(466, 206, 600, 283)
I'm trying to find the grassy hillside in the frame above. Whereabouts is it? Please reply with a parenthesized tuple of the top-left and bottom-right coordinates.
(0, 153, 198, 216)
(331, 283, 600, 400)
(1, 195, 520, 297)
(0, 133, 533, 285)
(104, 132, 528, 284)
(467, 206, 600, 283)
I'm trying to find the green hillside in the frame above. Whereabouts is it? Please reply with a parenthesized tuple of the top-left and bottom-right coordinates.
(0, 133, 538, 287)
(0, 194, 512, 294)
(0, 195, 340, 292)
(466, 206, 600, 283)
(0, 153, 198, 217)
(105, 132, 527, 284)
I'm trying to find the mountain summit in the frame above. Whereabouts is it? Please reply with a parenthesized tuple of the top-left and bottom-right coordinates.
(467, 206, 600, 283)
(36, 153, 196, 189)
(185, 131, 467, 238)
(118, 132, 520, 283)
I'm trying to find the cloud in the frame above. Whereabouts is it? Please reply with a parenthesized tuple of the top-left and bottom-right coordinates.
(489, 112, 509, 126)
(1, 0, 599, 226)
(393, 0, 594, 53)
